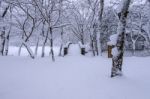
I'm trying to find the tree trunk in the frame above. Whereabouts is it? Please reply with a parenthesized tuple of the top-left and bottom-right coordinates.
(0, 5, 9, 56)
(93, 23, 99, 56)
(98, 0, 104, 56)
(4, 30, 10, 56)
(23, 42, 34, 59)
(0, 28, 5, 56)
(49, 27, 55, 61)
(95, 39, 99, 56)
(59, 44, 63, 56)
(111, 0, 131, 77)
(34, 37, 39, 57)
(90, 35, 95, 56)
(59, 27, 64, 56)
(41, 31, 48, 57)
(18, 44, 23, 56)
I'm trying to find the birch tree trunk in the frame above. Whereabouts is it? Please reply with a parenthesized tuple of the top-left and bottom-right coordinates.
(111, 0, 131, 77)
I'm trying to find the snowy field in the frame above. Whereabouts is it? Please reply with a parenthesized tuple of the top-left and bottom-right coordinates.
(7, 46, 60, 57)
(0, 46, 150, 99)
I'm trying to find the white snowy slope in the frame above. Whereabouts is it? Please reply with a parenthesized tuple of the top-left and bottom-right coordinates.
(0, 46, 150, 99)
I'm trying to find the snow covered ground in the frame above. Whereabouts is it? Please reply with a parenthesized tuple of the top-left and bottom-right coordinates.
(0, 46, 150, 99)
(8, 46, 60, 57)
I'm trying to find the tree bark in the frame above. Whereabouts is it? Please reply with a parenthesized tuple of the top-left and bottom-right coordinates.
(111, 0, 131, 77)
(49, 27, 55, 61)
(35, 37, 39, 57)
(98, 0, 104, 56)
(4, 30, 10, 56)
(0, 5, 9, 56)
(0, 28, 5, 55)
(59, 27, 64, 56)
(41, 30, 48, 57)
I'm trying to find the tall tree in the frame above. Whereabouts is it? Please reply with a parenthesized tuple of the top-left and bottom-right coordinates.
(0, 1, 9, 56)
(98, 0, 104, 55)
(111, 0, 131, 77)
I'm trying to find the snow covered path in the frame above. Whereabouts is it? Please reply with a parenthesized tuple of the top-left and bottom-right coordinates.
(0, 56, 150, 99)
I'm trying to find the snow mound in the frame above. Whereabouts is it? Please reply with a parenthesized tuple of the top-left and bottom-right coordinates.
(107, 34, 118, 46)
(112, 47, 119, 57)
(68, 44, 81, 56)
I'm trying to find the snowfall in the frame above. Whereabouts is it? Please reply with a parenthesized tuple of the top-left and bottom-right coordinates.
(0, 45, 150, 99)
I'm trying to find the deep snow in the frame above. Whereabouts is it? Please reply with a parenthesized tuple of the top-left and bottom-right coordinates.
(0, 55, 150, 99)
(0, 45, 150, 99)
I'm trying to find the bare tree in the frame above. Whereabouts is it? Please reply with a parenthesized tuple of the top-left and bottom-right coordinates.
(0, 1, 9, 56)
(13, 0, 41, 59)
(33, 0, 62, 61)
(3, 6, 12, 56)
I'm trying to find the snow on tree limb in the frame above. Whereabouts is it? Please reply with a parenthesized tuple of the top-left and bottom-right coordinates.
(107, 34, 118, 46)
